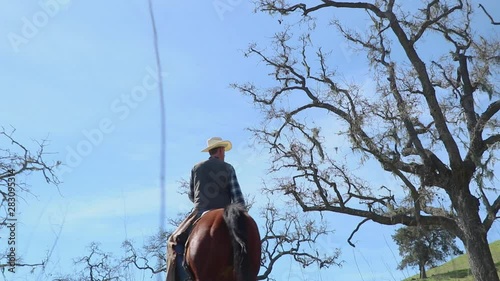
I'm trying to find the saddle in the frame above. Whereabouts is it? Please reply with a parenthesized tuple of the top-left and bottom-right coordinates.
(176, 210, 209, 244)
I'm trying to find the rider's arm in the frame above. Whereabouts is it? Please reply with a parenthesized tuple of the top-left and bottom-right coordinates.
(228, 165, 245, 207)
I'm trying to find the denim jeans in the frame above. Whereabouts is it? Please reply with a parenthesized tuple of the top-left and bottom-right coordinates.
(174, 243, 189, 281)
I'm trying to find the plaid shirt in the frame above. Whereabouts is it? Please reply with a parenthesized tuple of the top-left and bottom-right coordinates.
(227, 164, 245, 206)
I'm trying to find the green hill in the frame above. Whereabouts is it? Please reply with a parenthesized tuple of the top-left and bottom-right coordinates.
(403, 240, 500, 281)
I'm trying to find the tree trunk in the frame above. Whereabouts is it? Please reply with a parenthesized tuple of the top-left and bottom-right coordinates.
(462, 224, 498, 281)
(455, 188, 499, 281)
(419, 263, 427, 279)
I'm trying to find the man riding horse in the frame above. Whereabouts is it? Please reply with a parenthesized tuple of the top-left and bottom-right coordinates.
(166, 137, 246, 281)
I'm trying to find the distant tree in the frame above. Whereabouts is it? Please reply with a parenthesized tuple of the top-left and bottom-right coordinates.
(121, 229, 169, 276)
(233, 1, 500, 281)
(392, 226, 463, 279)
(52, 243, 131, 281)
(0, 127, 60, 274)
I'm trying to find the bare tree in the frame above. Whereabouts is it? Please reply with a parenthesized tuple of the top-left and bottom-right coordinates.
(122, 229, 169, 275)
(233, 1, 500, 280)
(258, 201, 340, 280)
(71, 243, 127, 281)
(0, 127, 60, 274)
(124, 202, 338, 280)
(53, 199, 338, 280)
(50, 240, 151, 281)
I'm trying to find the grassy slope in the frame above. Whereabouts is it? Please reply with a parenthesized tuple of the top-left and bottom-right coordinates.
(403, 240, 500, 281)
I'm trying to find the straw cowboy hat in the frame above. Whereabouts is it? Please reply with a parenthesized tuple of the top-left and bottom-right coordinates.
(201, 137, 232, 152)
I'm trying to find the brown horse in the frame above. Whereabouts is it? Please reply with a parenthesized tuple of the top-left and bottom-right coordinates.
(185, 203, 261, 281)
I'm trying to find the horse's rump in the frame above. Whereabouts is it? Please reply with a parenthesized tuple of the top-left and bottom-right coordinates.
(185, 204, 261, 281)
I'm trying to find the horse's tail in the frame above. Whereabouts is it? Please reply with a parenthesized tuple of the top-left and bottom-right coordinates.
(223, 203, 250, 281)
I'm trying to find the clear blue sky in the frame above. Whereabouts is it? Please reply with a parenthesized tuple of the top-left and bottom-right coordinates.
(1, 1, 500, 281)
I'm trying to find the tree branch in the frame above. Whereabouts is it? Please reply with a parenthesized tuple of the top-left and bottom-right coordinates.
(478, 4, 500, 25)
(484, 195, 500, 231)
(347, 218, 370, 247)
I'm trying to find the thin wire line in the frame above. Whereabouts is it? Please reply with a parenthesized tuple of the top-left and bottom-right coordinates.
(352, 248, 366, 281)
(147, 0, 166, 279)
